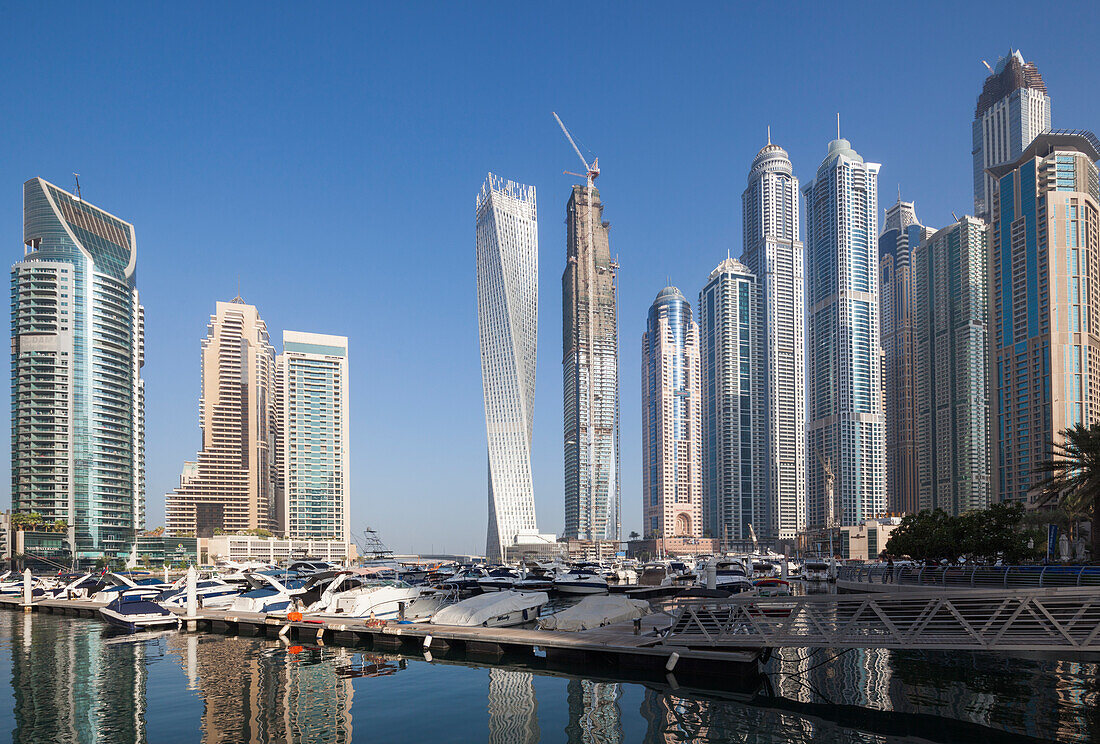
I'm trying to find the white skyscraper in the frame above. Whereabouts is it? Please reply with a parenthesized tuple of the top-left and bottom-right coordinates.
(475, 174, 540, 561)
(740, 137, 806, 539)
(972, 49, 1051, 222)
(803, 137, 886, 528)
(277, 331, 350, 543)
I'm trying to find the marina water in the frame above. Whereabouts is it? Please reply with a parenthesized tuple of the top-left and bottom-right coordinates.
(0, 611, 1096, 743)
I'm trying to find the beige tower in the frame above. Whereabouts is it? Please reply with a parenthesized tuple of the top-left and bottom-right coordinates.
(166, 299, 277, 536)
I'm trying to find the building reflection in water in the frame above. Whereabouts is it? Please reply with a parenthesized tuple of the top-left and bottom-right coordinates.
(5, 612, 151, 744)
(487, 668, 540, 743)
(565, 679, 623, 744)
(166, 635, 361, 743)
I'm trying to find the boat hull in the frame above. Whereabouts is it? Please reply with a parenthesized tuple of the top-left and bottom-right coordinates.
(99, 606, 178, 632)
(553, 581, 608, 595)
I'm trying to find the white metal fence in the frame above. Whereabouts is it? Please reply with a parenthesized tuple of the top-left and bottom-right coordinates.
(838, 564, 1100, 588)
(658, 587, 1100, 651)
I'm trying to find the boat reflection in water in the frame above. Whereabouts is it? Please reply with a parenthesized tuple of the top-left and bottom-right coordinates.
(1, 611, 1098, 743)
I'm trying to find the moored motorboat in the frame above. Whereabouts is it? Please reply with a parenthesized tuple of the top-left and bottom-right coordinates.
(303, 569, 447, 621)
(430, 590, 547, 628)
(99, 591, 178, 632)
(477, 568, 521, 592)
(553, 567, 608, 595)
(537, 594, 650, 631)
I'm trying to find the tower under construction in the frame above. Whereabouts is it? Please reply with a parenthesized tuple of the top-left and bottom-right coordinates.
(562, 183, 620, 541)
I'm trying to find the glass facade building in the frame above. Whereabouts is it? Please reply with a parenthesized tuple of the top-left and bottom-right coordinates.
(562, 183, 620, 542)
(12, 178, 145, 562)
(972, 50, 1051, 223)
(803, 139, 886, 528)
(913, 216, 990, 514)
(878, 199, 933, 515)
(475, 174, 540, 561)
(740, 138, 806, 539)
(277, 331, 349, 543)
(988, 130, 1100, 503)
(699, 258, 762, 544)
(642, 286, 702, 539)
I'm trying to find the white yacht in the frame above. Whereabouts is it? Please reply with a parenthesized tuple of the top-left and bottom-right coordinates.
(304, 571, 448, 621)
(477, 568, 522, 592)
(553, 567, 608, 595)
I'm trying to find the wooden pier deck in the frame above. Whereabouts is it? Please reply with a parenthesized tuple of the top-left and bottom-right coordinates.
(0, 594, 760, 687)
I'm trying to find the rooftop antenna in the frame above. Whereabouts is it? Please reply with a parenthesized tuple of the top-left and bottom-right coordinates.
(898, 183, 902, 203)
(982, 59, 994, 73)
(836, 113, 841, 140)
(951, 211, 960, 222)
(73, 173, 81, 201)
(767, 125, 771, 145)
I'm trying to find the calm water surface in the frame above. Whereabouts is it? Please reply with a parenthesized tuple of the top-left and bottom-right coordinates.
(0, 610, 1096, 743)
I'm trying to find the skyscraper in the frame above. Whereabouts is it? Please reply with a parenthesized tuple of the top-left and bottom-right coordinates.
(741, 136, 806, 539)
(475, 174, 540, 561)
(165, 300, 277, 537)
(913, 216, 990, 514)
(277, 331, 349, 542)
(973, 50, 1052, 222)
(642, 286, 702, 539)
(562, 183, 620, 542)
(12, 177, 145, 563)
(803, 137, 886, 528)
(988, 130, 1100, 503)
(878, 198, 933, 515)
(699, 257, 762, 544)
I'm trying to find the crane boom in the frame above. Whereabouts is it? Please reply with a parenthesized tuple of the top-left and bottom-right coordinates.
(553, 111, 590, 172)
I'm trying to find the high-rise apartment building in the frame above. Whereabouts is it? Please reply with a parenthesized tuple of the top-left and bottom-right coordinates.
(988, 130, 1100, 503)
(12, 178, 145, 562)
(642, 286, 702, 539)
(913, 216, 990, 514)
(699, 258, 762, 544)
(803, 138, 886, 528)
(166, 300, 277, 537)
(475, 174, 540, 561)
(973, 50, 1051, 222)
(740, 137, 806, 539)
(562, 183, 620, 542)
(879, 198, 933, 515)
(277, 331, 349, 543)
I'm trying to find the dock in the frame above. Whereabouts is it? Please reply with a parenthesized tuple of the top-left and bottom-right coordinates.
(0, 594, 760, 689)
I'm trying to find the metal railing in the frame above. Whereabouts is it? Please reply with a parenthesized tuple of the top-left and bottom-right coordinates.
(837, 564, 1100, 588)
(658, 587, 1100, 651)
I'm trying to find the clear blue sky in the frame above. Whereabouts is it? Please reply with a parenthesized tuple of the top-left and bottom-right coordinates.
(2, 3, 1099, 554)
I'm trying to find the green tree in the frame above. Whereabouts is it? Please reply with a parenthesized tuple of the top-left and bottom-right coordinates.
(1033, 423, 1100, 561)
(885, 503, 1036, 564)
(628, 531, 640, 541)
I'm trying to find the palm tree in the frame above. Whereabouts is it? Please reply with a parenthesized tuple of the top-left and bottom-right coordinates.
(1033, 423, 1100, 561)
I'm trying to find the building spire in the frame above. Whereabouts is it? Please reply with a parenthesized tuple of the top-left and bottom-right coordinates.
(836, 112, 841, 140)
(767, 125, 771, 145)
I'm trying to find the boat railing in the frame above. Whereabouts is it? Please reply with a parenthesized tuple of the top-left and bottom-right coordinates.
(838, 564, 1100, 588)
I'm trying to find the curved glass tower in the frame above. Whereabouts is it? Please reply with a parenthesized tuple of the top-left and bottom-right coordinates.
(476, 174, 539, 561)
(12, 177, 144, 562)
(642, 286, 701, 539)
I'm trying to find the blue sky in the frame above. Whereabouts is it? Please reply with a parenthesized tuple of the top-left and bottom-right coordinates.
(2, 3, 1099, 554)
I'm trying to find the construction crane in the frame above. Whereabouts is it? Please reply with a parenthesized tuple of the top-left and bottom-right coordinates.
(553, 111, 606, 547)
(553, 112, 600, 188)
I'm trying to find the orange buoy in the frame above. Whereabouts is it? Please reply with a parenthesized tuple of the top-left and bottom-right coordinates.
(288, 611, 303, 622)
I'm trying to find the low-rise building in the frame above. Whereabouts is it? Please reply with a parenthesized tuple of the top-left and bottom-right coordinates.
(201, 535, 355, 566)
(136, 535, 199, 566)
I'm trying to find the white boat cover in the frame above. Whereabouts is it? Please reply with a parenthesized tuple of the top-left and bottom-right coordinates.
(430, 590, 547, 626)
(537, 595, 651, 631)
